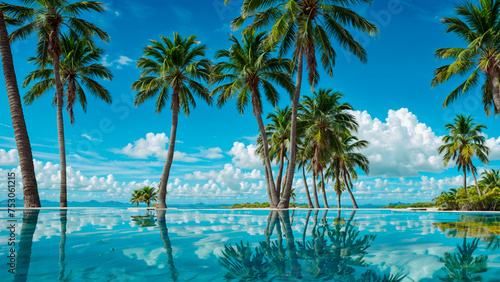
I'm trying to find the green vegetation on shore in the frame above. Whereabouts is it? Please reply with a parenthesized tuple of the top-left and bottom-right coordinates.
(227, 202, 308, 209)
(382, 202, 436, 209)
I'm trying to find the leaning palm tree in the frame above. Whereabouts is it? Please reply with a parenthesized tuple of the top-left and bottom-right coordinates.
(23, 33, 113, 125)
(326, 133, 369, 209)
(0, 8, 40, 207)
(432, 0, 500, 116)
(133, 33, 212, 209)
(299, 89, 358, 208)
(141, 186, 158, 208)
(438, 115, 489, 197)
(230, 0, 378, 208)
(4, 0, 109, 207)
(130, 189, 144, 207)
(212, 31, 294, 207)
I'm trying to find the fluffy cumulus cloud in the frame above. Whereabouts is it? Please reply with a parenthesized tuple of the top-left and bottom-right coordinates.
(353, 108, 444, 177)
(197, 147, 224, 159)
(185, 164, 263, 189)
(228, 142, 262, 169)
(112, 133, 200, 162)
(101, 55, 134, 68)
(0, 149, 18, 165)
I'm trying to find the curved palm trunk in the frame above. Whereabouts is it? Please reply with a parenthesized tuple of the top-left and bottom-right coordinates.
(276, 147, 285, 195)
(280, 52, 304, 209)
(15, 210, 40, 282)
(320, 169, 329, 209)
(264, 166, 275, 208)
(0, 10, 40, 207)
(157, 210, 179, 281)
(336, 173, 342, 209)
(312, 169, 320, 209)
(471, 167, 482, 197)
(157, 90, 180, 209)
(490, 71, 500, 112)
(59, 210, 67, 280)
(344, 172, 358, 209)
(49, 29, 68, 208)
(251, 90, 280, 206)
(302, 165, 313, 208)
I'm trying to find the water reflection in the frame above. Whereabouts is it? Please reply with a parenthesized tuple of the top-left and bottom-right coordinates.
(434, 214, 499, 281)
(131, 211, 156, 227)
(218, 210, 405, 281)
(14, 210, 40, 282)
(157, 210, 179, 281)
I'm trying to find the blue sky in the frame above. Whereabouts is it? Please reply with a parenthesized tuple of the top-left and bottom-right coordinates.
(1, 0, 500, 205)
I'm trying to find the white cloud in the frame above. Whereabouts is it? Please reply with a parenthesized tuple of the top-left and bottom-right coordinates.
(100, 55, 134, 69)
(374, 178, 388, 188)
(353, 108, 444, 177)
(228, 142, 262, 169)
(116, 56, 134, 66)
(185, 163, 263, 189)
(111, 133, 200, 163)
(0, 149, 18, 166)
(197, 147, 224, 159)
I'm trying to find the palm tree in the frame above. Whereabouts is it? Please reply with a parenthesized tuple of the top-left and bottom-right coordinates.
(141, 186, 158, 208)
(231, 0, 378, 208)
(0, 8, 40, 207)
(133, 33, 212, 209)
(211, 31, 294, 207)
(4, 0, 109, 207)
(480, 169, 500, 192)
(437, 238, 488, 281)
(130, 189, 144, 207)
(23, 33, 113, 125)
(438, 115, 489, 197)
(431, 0, 500, 116)
(257, 106, 292, 197)
(299, 89, 357, 208)
(297, 145, 314, 208)
(326, 133, 369, 209)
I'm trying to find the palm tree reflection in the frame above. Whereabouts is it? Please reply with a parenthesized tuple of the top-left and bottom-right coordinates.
(14, 210, 40, 282)
(434, 214, 498, 281)
(218, 210, 405, 281)
(157, 210, 179, 281)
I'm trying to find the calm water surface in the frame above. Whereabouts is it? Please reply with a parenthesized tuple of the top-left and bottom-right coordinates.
(0, 209, 499, 281)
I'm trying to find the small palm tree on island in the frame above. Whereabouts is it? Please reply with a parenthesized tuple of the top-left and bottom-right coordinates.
(438, 115, 489, 197)
(130, 187, 158, 207)
(132, 33, 212, 209)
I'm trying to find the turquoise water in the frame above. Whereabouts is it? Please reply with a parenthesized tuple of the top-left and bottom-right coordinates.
(0, 209, 499, 281)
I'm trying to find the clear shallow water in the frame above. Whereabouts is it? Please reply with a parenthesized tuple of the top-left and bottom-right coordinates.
(0, 209, 499, 282)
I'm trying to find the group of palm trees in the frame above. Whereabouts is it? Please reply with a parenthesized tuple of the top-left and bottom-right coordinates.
(4, 0, 500, 209)
(130, 186, 158, 208)
(257, 89, 370, 209)
(0, 0, 379, 208)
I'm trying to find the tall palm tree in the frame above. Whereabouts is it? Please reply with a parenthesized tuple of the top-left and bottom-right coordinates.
(299, 89, 357, 208)
(133, 33, 212, 209)
(432, 0, 500, 116)
(23, 33, 113, 125)
(438, 115, 489, 197)
(0, 8, 40, 207)
(326, 133, 369, 209)
(130, 189, 144, 207)
(4, 0, 109, 207)
(212, 31, 294, 207)
(231, 0, 378, 208)
(141, 186, 157, 207)
(297, 146, 314, 208)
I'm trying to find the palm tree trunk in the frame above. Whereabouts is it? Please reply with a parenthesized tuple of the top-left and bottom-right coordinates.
(471, 167, 482, 197)
(157, 210, 179, 281)
(302, 210, 311, 244)
(0, 10, 40, 207)
(344, 172, 358, 209)
(279, 52, 304, 209)
(336, 173, 342, 209)
(320, 169, 329, 208)
(49, 28, 67, 208)
(251, 90, 280, 206)
(278, 210, 301, 278)
(312, 169, 320, 209)
(264, 165, 276, 208)
(157, 89, 180, 209)
(463, 166, 468, 195)
(58, 210, 67, 280)
(276, 147, 285, 195)
(302, 165, 313, 208)
(490, 71, 500, 112)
